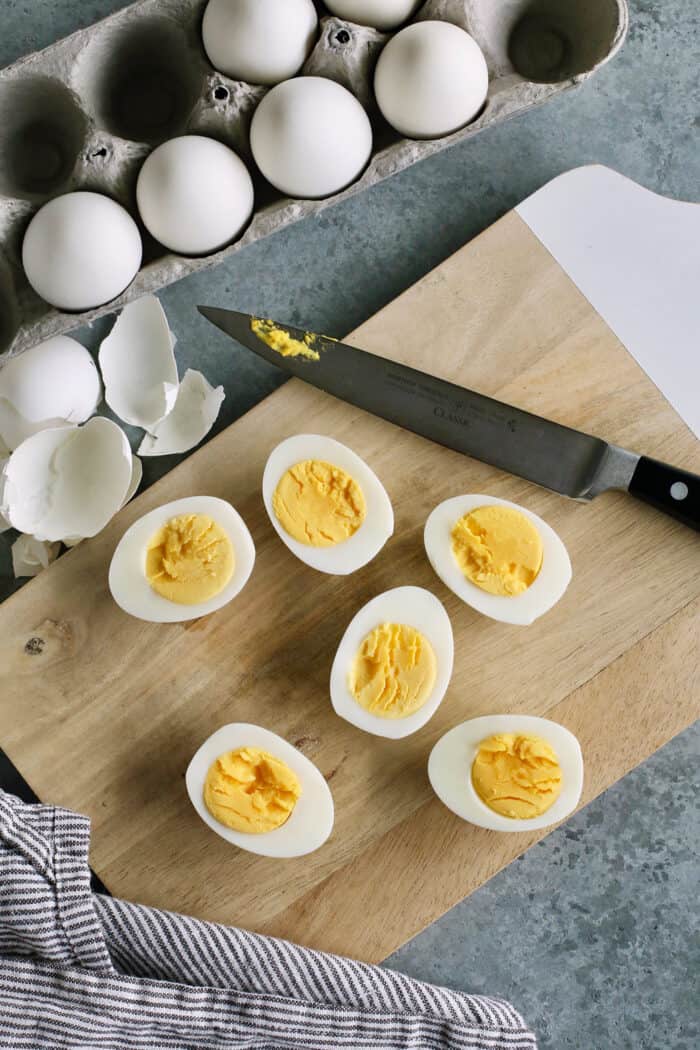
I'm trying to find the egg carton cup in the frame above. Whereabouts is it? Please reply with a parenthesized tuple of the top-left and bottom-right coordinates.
(0, 0, 628, 359)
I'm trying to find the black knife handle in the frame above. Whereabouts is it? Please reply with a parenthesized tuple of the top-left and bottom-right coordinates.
(628, 456, 700, 531)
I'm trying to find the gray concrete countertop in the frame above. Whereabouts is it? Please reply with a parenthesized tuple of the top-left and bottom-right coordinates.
(0, 2, 698, 1046)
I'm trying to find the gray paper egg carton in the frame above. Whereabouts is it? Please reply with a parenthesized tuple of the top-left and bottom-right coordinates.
(0, 0, 628, 358)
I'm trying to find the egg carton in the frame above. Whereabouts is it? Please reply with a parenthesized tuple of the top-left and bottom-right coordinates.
(0, 0, 628, 359)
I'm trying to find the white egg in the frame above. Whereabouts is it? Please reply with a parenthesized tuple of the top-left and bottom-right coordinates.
(428, 714, 584, 833)
(0, 336, 101, 450)
(109, 496, 255, 623)
(374, 21, 489, 139)
(202, 0, 318, 85)
(22, 192, 142, 311)
(262, 434, 393, 575)
(136, 136, 254, 255)
(424, 494, 572, 626)
(330, 586, 454, 739)
(250, 77, 373, 199)
(324, 0, 420, 30)
(186, 722, 334, 857)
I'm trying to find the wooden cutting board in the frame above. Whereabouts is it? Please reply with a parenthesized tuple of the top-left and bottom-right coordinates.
(1, 180, 698, 965)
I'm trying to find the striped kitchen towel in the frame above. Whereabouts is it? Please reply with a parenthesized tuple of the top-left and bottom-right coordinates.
(0, 790, 537, 1049)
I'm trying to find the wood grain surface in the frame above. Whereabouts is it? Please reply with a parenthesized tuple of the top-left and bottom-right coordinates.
(0, 210, 698, 963)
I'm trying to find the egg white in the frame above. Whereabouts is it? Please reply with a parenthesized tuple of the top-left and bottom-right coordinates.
(424, 494, 572, 626)
(330, 586, 454, 739)
(262, 434, 393, 575)
(186, 722, 334, 858)
(109, 495, 255, 623)
(428, 714, 584, 833)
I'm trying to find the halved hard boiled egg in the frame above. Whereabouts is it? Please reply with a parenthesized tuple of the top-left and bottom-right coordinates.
(424, 494, 571, 626)
(330, 586, 454, 738)
(186, 723, 334, 857)
(109, 495, 255, 623)
(262, 434, 393, 574)
(429, 714, 584, 833)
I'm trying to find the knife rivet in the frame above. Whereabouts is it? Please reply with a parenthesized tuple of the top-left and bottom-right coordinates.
(670, 481, 689, 501)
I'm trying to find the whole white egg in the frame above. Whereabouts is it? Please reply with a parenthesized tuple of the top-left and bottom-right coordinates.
(202, 0, 318, 85)
(109, 495, 256, 623)
(429, 714, 584, 832)
(250, 77, 373, 199)
(22, 192, 142, 311)
(136, 135, 254, 255)
(424, 494, 571, 626)
(262, 433, 393, 574)
(186, 722, 335, 857)
(330, 586, 454, 739)
(324, 0, 420, 31)
(374, 21, 489, 138)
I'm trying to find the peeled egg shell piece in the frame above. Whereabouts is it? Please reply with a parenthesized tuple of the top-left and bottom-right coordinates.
(424, 494, 572, 626)
(99, 296, 179, 430)
(22, 192, 142, 312)
(123, 454, 143, 506)
(109, 495, 255, 623)
(136, 136, 254, 256)
(428, 715, 584, 833)
(262, 433, 394, 575)
(324, 0, 420, 30)
(202, 0, 318, 85)
(2, 418, 132, 542)
(12, 534, 61, 578)
(138, 370, 225, 456)
(374, 21, 489, 139)
(250, 77, 373, 199)
(0, 336, 101, 450)
(186, 723, 334, 857)
(330, 586, 454, 739)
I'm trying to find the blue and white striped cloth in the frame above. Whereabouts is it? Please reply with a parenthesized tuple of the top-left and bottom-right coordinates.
(0, 790, 537, 1049)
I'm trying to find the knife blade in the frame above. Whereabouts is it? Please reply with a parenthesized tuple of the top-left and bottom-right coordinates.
(198, 307, 699, 530)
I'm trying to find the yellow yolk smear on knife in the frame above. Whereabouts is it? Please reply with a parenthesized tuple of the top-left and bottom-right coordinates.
(273, 459, 366, 547)
(349, 622, 437, 719)
(204, 747, 302, 834)
(472, 734, 562, 819)
(251, 317, 320, 361)
(451, 505, 543, 596)
(145, 513, 234, 605)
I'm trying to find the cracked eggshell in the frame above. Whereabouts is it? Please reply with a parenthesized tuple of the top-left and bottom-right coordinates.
(2, 417, 132, 542)
(138, 369, 225, 456)
(11, 534, 61, 578)
(99, 296, 179, 430)
(0, 336, 101, 450)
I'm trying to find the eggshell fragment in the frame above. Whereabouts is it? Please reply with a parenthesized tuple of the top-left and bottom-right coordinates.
(1, 418, 132, 542)
(138, 369, 224, 456)
(11, 534, 61, 578)
(99, 296, 179, 430)
(124, 454, 143, 505)
(0, 336, 101, 450)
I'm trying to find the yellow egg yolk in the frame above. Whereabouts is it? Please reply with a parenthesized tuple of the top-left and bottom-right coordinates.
(349, 622, 437, 719)
(273, 459, 366, 547)
(145, 513, 234, 605)
(451, 504, 543, 596)
(251, 317, 320, 361)
(204, 747, 302, 834)
(472, 733, 562, 819)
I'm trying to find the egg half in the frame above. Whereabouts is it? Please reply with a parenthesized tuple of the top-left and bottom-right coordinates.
(262, 434, 393, 574)
(109, 495, 255, 622)
(424, 494, 572, 626)
(330, 586, 454, 738)
(186, 722, 334, 857)
(428, 714, 584, 832)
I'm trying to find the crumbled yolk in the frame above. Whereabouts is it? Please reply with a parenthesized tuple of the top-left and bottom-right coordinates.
(451, 505, 543, 596)
(204, 747, 302, 834)
(273, 459, 366, 547)
(145, 513, 234, 605)
(251, 317, 320, 360)
(472, 734, 562, 819)
(349, 622, 437, 719)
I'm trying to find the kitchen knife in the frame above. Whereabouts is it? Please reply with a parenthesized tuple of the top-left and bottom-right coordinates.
(198, 307, 699, 531)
